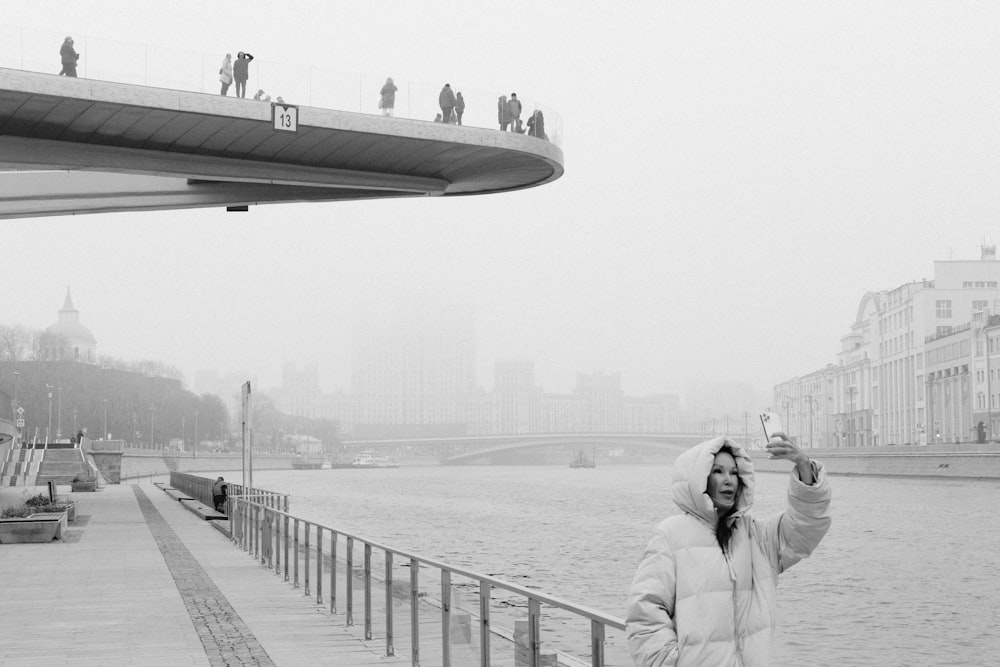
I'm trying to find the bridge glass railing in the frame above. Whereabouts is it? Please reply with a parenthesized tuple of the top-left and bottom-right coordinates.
(0, 25, 564, 149)
(228, 493, 628, 666)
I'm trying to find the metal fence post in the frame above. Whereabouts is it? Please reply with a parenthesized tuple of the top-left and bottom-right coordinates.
(528, 598, 541, 667)
(346, 536, 354, 627)
(330, 531, 338, 613)
(590, 620, 606, 667)
(480, 581, 491, 666)
(304, 523, 311, 597)
(441, 570, 451, 667)
(410, 558, 420, 666)
(385, 551, 394, 657)
(316, 526, 323, 604)
(293, 518, 300, 588)
(364, 543, 372, 640)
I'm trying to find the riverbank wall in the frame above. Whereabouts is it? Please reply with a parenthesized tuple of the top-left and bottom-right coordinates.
(118, 450, 294, 479)
(750, 443, 1000, 479)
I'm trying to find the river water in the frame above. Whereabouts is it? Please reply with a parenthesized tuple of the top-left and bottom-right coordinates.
(228, 464, 1000, 666)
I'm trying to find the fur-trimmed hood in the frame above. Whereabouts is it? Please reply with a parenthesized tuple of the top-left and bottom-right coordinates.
(671, 436, 755, 524)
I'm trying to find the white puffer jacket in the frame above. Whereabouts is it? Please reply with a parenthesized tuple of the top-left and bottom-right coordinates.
(625, 437, 831, 667)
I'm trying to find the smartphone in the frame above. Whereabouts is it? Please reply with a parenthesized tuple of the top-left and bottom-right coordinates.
(760, 412, 784, 441)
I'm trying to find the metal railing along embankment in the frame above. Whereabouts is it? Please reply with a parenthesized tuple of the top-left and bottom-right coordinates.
(228, 494, 627, 667)
(170, 472, 288, 513)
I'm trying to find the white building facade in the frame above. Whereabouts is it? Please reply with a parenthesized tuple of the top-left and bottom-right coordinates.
(775, 246, 1000, 447)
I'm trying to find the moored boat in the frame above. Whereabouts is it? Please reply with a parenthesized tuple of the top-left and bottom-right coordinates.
(351, 450, 399, 468)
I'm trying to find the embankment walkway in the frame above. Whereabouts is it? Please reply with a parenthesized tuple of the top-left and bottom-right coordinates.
(0, 480, 408, 666)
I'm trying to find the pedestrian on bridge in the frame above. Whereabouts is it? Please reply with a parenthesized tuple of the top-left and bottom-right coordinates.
(625, 434, 831, 667)
(59, 36, 79, 77)
(233, 51, 254, 99)
(218, 54, 233, 95)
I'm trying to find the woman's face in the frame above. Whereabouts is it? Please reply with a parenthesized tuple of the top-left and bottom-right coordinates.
(707, 451, 739, 510)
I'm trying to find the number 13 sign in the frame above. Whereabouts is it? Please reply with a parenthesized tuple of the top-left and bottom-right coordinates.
(272, 103, 298, 133)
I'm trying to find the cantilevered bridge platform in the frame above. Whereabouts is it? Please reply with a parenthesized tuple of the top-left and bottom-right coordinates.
(0, 68, 564, 218)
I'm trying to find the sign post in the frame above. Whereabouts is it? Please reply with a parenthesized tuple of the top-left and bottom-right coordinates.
(272, 103, 298, 133)
(242, 381, 253, 498)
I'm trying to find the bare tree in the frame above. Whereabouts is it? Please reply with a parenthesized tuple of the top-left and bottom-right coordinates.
(0, 324, 35, 361)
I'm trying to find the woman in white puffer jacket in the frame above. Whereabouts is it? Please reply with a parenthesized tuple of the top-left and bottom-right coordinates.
(625, 434, 831, 666)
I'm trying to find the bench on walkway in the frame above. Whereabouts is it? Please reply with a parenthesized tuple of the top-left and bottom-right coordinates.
(179, 498, 229, 521)
(163, 488, 194, 502)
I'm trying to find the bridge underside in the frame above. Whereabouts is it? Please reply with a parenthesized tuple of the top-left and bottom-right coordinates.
(0, 68, 563, 218)
(441, 436, 703, 465)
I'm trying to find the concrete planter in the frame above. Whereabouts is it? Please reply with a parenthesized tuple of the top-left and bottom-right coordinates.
(0, 512, 68, 543)
(26, 503, 76, 523)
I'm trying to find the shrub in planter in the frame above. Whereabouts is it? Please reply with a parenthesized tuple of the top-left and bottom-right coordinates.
(25, 494, 76, 522)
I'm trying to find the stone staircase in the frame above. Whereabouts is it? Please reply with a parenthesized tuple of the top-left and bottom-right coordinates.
(1, 447, 42, 486)
(34, 448, 91, 486)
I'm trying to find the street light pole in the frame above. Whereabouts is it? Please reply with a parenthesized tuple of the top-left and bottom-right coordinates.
(46, 384, 53, 442)
(103, 399, 108, 440)
(12, 371, 20, 444)
(194, 409, 199, 458)
(150, 406, 156, 449)
(56, 386, 62, 439)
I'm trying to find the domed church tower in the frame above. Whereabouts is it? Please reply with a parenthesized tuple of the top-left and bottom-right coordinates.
(42, 287, 97, 363)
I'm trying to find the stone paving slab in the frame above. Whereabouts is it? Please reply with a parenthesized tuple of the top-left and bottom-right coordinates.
(0, 479, 409, 666)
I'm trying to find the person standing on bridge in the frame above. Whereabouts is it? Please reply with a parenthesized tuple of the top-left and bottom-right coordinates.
(439, 83, 456, 124)
(218, 54, 233, 95)
(379, 77, 397, 116)
(625, 434, 831, 667)
(233, 51, 254, 99)
(59, 36, 79, 77)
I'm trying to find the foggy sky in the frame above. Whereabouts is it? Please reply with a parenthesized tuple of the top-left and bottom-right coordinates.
(4, 1, 1000, 404)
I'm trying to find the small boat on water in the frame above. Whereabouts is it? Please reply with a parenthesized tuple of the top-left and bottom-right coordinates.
(569, 449, 596, 468)
(351, 450, 400, 468)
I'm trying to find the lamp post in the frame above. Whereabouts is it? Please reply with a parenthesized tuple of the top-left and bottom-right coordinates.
(194, 409, 199, 458)
(103, 399, 109, 440)
(73, 407, 78, 435)
(150, 406, 156, 449)
(45, 384, 53, 442)
(56, 386, 62, 439)
(12, 371, 20, 444)
(742, 411, 750, 449)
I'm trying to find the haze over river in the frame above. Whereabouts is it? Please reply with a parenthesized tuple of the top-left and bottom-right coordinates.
(232, 464, 999, 666)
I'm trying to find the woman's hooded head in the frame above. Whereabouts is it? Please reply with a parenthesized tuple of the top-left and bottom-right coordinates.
(671, 436, 755, 522)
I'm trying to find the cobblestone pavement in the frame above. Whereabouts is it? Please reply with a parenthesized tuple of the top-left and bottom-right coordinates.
(132, 485, 277, 667)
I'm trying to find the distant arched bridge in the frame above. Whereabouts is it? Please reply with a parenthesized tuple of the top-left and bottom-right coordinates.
(341, 433, 709, 465)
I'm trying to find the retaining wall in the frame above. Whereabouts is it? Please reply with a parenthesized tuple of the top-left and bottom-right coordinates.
(750, 444, 1000, 478)
(119, 452, 295, 480)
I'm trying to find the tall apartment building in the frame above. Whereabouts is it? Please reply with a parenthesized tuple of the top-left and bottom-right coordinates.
(272, 362, 323, 419)
(775, 246, 1000, 447)
(351, 305, 476, 438)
